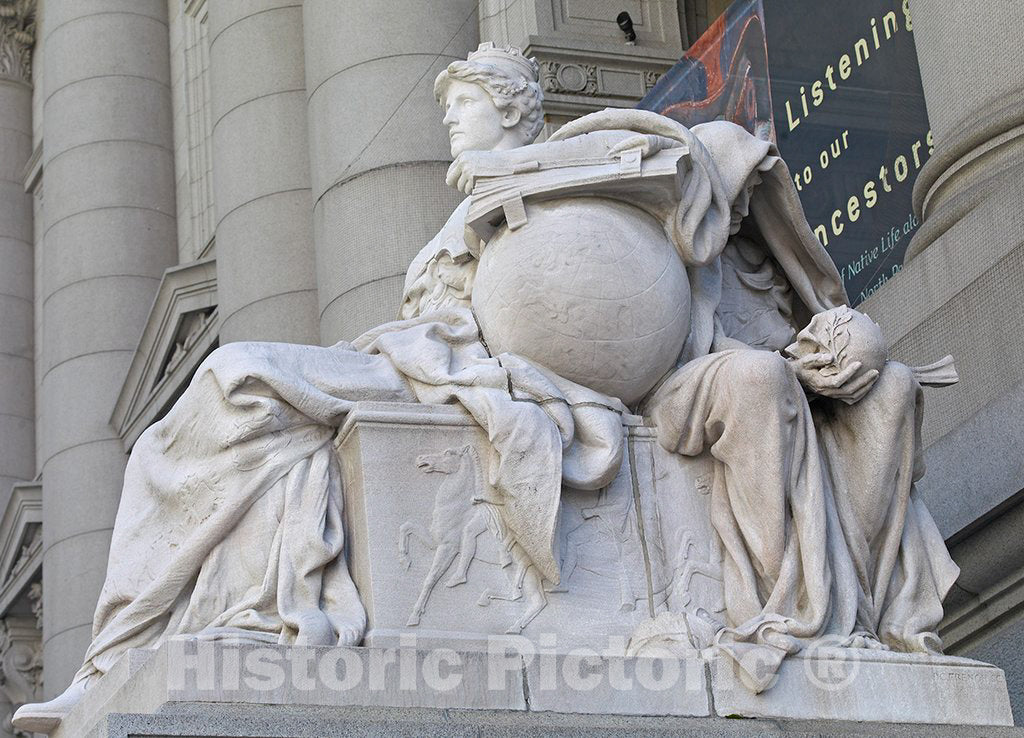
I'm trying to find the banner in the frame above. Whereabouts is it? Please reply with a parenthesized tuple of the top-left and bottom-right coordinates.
(640, 0, 931, 304)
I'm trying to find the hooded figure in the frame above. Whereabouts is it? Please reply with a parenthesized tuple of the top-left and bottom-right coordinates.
(548, 109, 959, 690)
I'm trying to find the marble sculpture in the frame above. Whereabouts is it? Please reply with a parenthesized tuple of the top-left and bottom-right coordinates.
(15, 43, 961, 732)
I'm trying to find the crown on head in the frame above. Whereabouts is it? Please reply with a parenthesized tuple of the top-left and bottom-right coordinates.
(466, 42, 539, 84)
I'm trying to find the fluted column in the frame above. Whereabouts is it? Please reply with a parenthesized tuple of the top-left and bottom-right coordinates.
(208, 1, 319, 345)
(39, 1, 177, 696)
(303, 0, 479, 343)
(0, 2, 35, 517)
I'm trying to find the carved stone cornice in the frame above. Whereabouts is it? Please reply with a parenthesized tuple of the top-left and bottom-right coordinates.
(539, 60, 663, 99)
(0, 0, 35, 84)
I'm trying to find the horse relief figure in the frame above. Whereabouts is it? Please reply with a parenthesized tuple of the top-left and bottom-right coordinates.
(474, 532, 550, 635)
(666, 527, 725, 614)
(400, 444, 549, 634)
(399, 445, 506, 626)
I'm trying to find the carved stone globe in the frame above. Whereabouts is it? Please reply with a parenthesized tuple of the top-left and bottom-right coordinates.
(472, 198, 690, 406)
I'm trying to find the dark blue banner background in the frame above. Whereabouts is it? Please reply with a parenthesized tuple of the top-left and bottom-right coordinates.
(641, 0, 931, 304)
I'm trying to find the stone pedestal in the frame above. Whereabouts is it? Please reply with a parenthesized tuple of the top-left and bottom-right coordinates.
(43, 641, 1016, 736)
(36, 403, 1019, 735)
(334, 402, 724, 654)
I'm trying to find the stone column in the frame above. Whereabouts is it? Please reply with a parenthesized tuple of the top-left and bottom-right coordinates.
(0, 3, 35, 518)
(863, 2, 1024, 721)
(868, 1, 1024, 483)
(39, 1, 177, 696)
(888, 2, 1024, 476)
(302, 0, 479, 344)
(906, 0, 1024, 262)
(208, 1, 319, 345)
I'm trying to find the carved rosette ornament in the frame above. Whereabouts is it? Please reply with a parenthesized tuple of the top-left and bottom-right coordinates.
(0, 0, 34, 83)
(539, 60, 597, 96)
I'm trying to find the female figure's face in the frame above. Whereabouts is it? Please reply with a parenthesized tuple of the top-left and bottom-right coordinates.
(442, 80, 514, 158)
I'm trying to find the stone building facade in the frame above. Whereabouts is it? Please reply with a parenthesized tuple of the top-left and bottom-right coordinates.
(0, 0, 1019, 730)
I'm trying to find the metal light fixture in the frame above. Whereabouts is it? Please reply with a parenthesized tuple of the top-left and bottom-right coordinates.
(616, 11, 637, 44)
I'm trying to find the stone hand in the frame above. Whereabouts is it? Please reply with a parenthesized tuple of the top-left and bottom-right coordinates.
(789, 351, 880, 404)
(446, 150, 493, 194)
(785, 306, 887, 404)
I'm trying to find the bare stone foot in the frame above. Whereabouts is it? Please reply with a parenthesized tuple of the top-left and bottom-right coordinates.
(332, 578, 367, 646)
(336, 617, 365, 647)
(293, 609, 335, 646)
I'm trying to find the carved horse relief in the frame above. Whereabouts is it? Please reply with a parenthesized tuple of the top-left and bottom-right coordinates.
(475, 548, 549, 634)
(398, 445, 548, 633)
